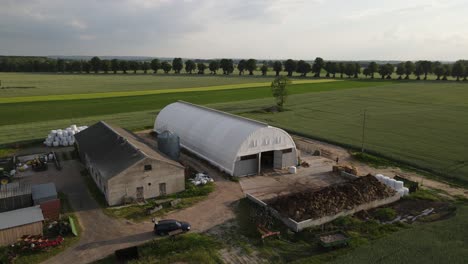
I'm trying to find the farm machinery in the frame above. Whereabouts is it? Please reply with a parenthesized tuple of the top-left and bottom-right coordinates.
(0, 156, 15, 185)
(13, 235, 64, 251)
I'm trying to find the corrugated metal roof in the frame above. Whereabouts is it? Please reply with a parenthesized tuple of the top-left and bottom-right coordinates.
(0, 182, 31, 199)
(31, 183, 57, 202)
(75, 121, 182, 180)
(0, 206, 44, 230)
(154, 101, 296, 175)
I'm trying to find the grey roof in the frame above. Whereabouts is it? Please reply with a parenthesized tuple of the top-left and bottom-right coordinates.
(0, 182, 31, 199)
(75, 121, 182, 180)
(0, 206, 44, 230)
(31, 183, 57, 202)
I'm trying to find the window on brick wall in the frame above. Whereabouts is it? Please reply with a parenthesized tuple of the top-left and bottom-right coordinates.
(144, 164, 152, 171)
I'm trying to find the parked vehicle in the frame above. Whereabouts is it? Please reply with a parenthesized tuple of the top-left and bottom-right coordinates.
(153, 219, 191, 236)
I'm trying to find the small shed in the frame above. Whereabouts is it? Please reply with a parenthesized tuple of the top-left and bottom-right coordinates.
(0, 182, 32, 212)
(32, 183, 60, 220)
(0, 206, 44, 246)
(32, 183, 58, 205)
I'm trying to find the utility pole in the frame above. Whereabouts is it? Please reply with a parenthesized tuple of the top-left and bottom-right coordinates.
(361, 109, 367, 153)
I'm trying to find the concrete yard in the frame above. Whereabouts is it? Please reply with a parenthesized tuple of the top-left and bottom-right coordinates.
(239, 155, 347, 201)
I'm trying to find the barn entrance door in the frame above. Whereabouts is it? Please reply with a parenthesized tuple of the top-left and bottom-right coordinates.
(159, 183, 167, 196)
(136, 187, 144, 202)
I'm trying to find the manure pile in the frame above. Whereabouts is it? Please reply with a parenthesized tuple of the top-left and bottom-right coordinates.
(268, 175, 396, 221)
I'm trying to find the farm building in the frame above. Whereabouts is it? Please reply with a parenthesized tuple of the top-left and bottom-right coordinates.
(154, 101, 298, 177)
(75, 121, 185, 206)
(0, 182, 32, 213)
(0, 206, 44, 246)
(32, 183, 60, 220)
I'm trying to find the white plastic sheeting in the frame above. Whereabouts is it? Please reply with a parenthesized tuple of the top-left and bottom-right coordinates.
(154, 101, 297, 175)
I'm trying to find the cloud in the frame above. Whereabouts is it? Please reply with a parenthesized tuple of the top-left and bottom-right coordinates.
(0, 0, 467, 60)
(69, 19, 87, 30)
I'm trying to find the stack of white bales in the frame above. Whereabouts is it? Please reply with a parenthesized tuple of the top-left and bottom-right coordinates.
(375, 174, 409, 197)
(44, 125, 88, 147)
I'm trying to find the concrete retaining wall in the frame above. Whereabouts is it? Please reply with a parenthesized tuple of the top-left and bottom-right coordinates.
(340, 171, 358, 180)
(246, 193, 401, 232)
(246, 193, 300, 232)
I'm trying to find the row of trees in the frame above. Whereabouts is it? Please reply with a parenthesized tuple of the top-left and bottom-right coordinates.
(1, 56, 468, 81)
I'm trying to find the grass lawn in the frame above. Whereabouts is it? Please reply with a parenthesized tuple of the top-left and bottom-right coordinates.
(105, 182, 215, 222)
(331, 203, 468, 264)
(94, 233, 223, 264)
(1, 192, 82, 264)
(211, 81, 468, 185)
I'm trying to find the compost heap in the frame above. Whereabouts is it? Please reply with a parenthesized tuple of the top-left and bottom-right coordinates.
(268, 175, 396, 221)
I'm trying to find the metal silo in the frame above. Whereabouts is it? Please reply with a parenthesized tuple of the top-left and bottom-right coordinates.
(157, 130, 180, 160)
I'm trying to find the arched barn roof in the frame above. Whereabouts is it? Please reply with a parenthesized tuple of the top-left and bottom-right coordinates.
(154, 101, 296, 175)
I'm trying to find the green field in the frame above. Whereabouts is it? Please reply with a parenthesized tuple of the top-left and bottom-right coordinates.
(331, 204, 468, 264)
(212, 82, 468, 184)
(0, 72, 280, 97)
(0, 80, 385, 126)
(0, 79, 336, 103)
(0, 73, 467, 185)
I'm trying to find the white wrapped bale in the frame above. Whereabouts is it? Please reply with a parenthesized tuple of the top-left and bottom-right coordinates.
(375, 174, 385, 182)
(397, 189, 405, 197)
(288, 166, 297, 174)
(389, 179, 397, 189)
(403, 187, 409, 196)
(395, 181, 404, 190)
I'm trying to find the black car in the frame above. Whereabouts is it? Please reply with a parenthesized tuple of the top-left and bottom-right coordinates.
(153, 219, 191, 236)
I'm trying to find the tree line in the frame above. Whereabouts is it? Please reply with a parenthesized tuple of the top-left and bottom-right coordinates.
(1, 56, 468, 81)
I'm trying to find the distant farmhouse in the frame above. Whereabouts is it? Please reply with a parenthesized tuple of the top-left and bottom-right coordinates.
(75, 121, 185, 206)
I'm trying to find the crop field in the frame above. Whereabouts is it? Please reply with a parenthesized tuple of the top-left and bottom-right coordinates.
(331, 204, 468, 264)
(0, 72, 277, 97)
(212, 81, 468, 185)
(0, 73, 467, 185)
(0, 78, 386, 127)
(0, 78, 337, 103)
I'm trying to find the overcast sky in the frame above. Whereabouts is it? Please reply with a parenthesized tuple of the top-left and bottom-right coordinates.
(1, 0, 467, 60)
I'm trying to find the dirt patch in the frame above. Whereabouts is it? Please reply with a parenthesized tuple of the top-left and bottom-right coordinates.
(268, 176, 396, 221)
(390, 199, 455, 222)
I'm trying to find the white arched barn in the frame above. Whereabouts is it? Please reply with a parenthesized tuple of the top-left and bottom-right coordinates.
(154, 101, 297, 177)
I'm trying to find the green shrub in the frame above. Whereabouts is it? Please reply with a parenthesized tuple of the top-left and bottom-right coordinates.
(405, 189, 441, 201)
(374, 208, 397, 221)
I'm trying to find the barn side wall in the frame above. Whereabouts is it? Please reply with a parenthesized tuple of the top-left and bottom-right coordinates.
(0, 194, 33, 213)
(233, 158, 258, 177)
(0, 222, 43, 246)
(282, 150, 297, 167)
(107, 158, 185, 206)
